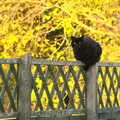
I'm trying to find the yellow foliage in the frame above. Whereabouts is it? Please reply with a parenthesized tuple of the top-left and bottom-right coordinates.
(0, 0, 119, 61)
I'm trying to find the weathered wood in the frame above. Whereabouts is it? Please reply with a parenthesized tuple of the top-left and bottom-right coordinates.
(0, 108, 120, 119)
(70, 66, 85, 108)
(0, 112, 17, 119)
(0, 64, 17, 111)
(0, 58, 20, 64)
(17, 53, 32, 120)
(97, 62, 120, 66)
(58, 66, 75, 108)
(0, 54, 120, 120)
(48, 65, 65, 109)
(86, 65, 98, 120)
(38, 65, 54, 110)
(98, 107, 120, 120)
(31, 116, 86, 120)
(32, 109, 85, 118)
(32, 58, 84, 66)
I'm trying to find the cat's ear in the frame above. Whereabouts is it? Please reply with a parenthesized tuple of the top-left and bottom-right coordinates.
(71, 36, 84, 42)
(78, 36, 84, 42)
(71, 36, 76, 41)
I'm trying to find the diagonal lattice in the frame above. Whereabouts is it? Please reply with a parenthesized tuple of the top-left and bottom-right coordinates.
(0, 57, 120, 120)
(97, 66, 120, 108)
(0, 64, 18, 113)
(31, 64, 87, 111)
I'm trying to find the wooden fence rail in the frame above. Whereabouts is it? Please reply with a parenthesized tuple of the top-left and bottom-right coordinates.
(0, 53, 120, 120)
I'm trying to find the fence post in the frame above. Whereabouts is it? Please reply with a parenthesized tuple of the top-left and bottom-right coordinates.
(17, 53, 32, 120)
(86, 65, 98, 120)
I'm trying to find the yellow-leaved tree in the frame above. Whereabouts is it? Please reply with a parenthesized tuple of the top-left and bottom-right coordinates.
(0, 0, 120, 62)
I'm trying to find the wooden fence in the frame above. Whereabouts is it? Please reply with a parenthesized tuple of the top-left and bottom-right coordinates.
(0, 53, 120, 120)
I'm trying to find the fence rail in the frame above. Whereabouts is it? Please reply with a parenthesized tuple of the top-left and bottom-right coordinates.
(0, 53, 120, 120)
(0, 57, 120, 66)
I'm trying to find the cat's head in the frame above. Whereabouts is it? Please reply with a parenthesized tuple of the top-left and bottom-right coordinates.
(71, 36, 84, 48)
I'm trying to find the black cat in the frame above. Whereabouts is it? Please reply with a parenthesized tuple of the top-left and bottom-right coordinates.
(71, 36, 102, 71)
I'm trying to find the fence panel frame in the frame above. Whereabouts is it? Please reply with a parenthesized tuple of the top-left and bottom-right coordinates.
(86, 65, 98, 120)
(17, 53, 32, 120)
(0, 53, 120, 120)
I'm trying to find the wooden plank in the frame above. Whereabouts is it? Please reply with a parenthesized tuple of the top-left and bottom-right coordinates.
(0, 58, 20, 64)
(0, 57, 120, 66)
(98, 107, 120, 113)
(31, 109, 85, 118)
(32, 58, 84, 66)
(0, 109, 85, 119)
(97, 62, 120, 66)
(17, 53, 32, 120)
(98, 108, 120, 120)
(0, 112, 17, 119)
(31, 116, 86, 120)
(0, 108, 120, 119)
(86, 65, 98, 120)
(32, 58, 120, 66)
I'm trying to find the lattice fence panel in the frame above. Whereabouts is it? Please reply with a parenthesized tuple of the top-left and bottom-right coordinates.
(0, 64, 18, 113)
(97, 66, 120, 108)
(31, 64, 87, 111)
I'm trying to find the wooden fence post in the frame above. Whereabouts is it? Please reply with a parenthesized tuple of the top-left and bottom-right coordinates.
(86, 65, 98, 120)
(17, 53, 32, 120)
